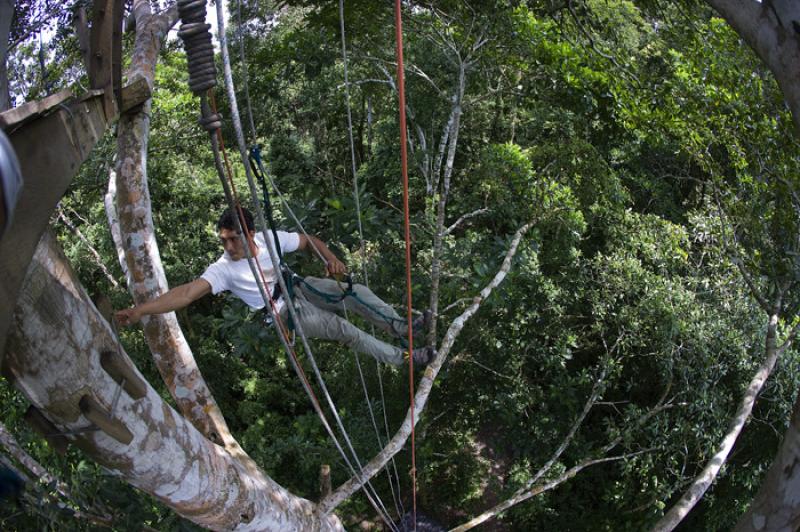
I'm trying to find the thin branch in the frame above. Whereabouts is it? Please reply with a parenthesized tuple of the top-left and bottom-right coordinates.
(777, 319, 800, 355)
(526, 363, 608, 488)
(442, 298, 471, 313)
(449, 449, 653, 532)
(563, 0, 640, 85)
(711, 185, 771, 313)
(407, 64, 446, 97)
(347, 78, 394, 87)
(445, 208, 489, 235)
(318, 221, 535, 513)
(464, 357, 518, 381)
(651, 312, 782, 532)
(57, 206, 121, 290)
(731, 258, 771, 313)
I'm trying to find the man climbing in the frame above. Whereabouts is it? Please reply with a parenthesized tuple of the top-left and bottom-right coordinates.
(115, 207, 434, 366)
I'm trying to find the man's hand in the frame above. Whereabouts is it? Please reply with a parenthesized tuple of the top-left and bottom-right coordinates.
(325, 257, 347, 277)
(114, 307, 142, 327)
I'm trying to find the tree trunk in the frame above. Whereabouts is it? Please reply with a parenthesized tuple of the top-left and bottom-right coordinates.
(4, 231, 342, 531)
(111, 0, 235, 447)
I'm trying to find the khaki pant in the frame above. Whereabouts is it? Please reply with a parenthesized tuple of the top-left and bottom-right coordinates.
(278, 276, 408, 366)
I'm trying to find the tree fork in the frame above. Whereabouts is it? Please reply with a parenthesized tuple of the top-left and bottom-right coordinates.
(6, 231, 342, 531)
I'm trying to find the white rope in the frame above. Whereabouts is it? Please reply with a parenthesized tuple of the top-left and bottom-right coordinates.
(236, 0, 257, 143)
(219, 2, 397, 527)
(339, 0, 404, 519)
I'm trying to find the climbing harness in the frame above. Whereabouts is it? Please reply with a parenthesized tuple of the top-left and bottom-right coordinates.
(248, 145, 283, 259)
(249, 142, 409, 345)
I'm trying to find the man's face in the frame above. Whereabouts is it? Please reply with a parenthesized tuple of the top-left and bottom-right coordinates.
(219, 228, 254, 261)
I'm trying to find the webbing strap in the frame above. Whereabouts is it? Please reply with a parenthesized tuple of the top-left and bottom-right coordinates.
(249, 145, 283, 260)
(262, 270, 296, 332)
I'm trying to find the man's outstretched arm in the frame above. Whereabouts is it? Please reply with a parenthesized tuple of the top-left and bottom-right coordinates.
(115, 278, 212, 326)
(298, 234, 347, 277)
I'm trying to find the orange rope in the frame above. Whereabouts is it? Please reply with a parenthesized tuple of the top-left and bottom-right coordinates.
(394, 1, 417, 528)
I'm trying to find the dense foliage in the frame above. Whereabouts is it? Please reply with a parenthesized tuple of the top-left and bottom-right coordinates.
(3, 0, 800, 530)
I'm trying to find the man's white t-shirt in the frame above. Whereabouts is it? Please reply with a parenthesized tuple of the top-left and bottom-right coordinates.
(201, 231, 300, 311)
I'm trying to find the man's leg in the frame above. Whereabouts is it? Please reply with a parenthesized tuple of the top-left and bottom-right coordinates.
(285, 296, 405, 366)
(298, 276, 407, 336)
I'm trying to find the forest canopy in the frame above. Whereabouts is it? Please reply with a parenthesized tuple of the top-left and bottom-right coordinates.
(2, 0, 800, 530)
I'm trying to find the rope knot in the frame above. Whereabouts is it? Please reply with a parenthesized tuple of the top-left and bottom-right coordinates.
(199, 112, 222, 132)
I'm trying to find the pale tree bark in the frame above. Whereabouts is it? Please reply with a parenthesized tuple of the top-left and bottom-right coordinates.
(428, 59, 466, 345)
(736, 388, 800, 531)
(110, 0, 235, 447)
(0, 0, 15, 111)
(5, 231, 342, 531)
(5, 0, 344, 528)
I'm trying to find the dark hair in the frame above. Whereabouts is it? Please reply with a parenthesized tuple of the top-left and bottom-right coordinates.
(217, 206, 255, 232)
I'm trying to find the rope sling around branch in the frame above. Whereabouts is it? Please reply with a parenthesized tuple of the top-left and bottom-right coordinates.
(175, 0, 397, 528)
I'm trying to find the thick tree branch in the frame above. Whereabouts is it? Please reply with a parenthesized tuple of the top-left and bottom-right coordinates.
(5, 232, 342, 530)
(706, 0, 800, 133)
(110, 0, 234, 446)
